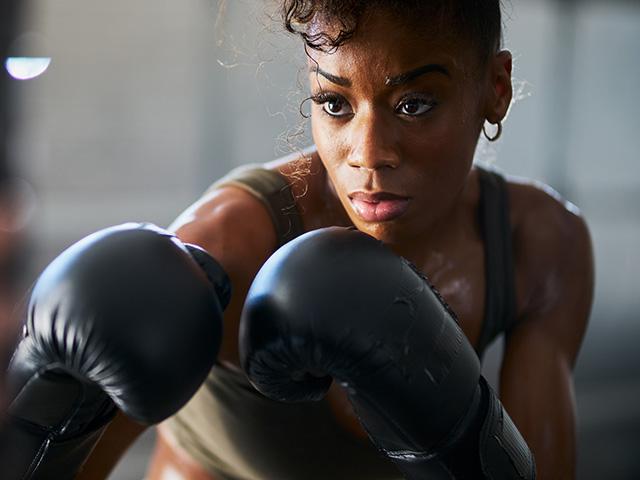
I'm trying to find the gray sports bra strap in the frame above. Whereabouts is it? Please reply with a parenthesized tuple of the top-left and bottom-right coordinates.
(208, 164, 305, 247)
(476, 167, 518, 359)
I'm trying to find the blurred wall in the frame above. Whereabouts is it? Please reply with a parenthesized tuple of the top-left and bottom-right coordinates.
(8, 0, 640, 478)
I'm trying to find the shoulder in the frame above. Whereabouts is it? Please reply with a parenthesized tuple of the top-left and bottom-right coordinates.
(168, 147, 321, 274)
(507, 176, 591, 260)
(169, 184, 277, 279)
(505, 175, 594, 359)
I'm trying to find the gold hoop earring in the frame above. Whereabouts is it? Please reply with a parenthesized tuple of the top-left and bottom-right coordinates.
(483, 121, 502, 142)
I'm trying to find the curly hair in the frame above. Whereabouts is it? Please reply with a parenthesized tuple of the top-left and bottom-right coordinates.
(281, 0, 503, 64)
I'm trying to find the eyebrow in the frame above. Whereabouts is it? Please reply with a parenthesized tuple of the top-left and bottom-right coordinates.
(385, 64, 451, 86)
(309, 63, 450, 88)
(310, 65, 352, 87)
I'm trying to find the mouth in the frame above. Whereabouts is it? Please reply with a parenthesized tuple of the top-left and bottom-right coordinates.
(348, 191, 411, 223)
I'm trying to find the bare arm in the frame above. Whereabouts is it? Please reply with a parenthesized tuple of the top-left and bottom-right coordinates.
(169, 185, 277, 365)
(500, 189, 594, 479)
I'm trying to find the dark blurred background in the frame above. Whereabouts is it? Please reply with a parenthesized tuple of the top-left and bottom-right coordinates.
(3, 0, 639, 478)
(1, 0, 30, 408)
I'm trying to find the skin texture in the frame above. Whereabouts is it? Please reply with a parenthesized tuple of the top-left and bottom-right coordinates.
(78, 7, 593, 480)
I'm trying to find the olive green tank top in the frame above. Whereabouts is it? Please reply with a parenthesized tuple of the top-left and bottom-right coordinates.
(163, 163, 517, 480)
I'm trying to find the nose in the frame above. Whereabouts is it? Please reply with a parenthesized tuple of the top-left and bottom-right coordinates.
(347, 111, 400, 171)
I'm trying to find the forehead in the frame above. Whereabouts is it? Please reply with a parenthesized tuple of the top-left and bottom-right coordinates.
(306, 8, 472, 82)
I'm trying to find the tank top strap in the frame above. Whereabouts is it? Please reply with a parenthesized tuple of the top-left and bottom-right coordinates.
(207, 164, 305, 248)
(475, 166, 518, 359)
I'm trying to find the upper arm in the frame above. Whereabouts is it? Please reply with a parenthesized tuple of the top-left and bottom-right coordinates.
(170, 185, 278, 364)
(499, 185, 594, 479)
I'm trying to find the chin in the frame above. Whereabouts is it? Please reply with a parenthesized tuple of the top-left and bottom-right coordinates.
(350, 218, 409, 246)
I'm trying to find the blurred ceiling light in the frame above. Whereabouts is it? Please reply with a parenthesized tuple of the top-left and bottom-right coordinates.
(4, 57, 51, 80)
(5, 32, 51, 80)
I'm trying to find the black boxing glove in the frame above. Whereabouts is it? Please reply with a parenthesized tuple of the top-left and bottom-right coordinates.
(0, 223, 230, 480)
(240, 227, 534, 480)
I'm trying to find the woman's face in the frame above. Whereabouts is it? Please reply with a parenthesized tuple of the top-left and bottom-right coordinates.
(308, 9, 502, 244)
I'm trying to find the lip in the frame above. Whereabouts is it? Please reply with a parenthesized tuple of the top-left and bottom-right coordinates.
(348, 191, 411, 222)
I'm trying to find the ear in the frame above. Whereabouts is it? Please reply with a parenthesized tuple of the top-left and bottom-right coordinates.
(484, 50, 513, 124)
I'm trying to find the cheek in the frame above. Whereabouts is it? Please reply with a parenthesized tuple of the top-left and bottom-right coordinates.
(413, 101, 481, 165)
(402, 121, 472, 174)
(310, 115, 324, 149)
(399, 118, 478, 203)
(312, 121, 354, 207)
(312, 115, 347, 169)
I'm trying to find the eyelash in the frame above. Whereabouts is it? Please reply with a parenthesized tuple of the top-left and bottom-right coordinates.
(310, 92, 352, 118)
(310, 92, 438, 119)
(395, 94, 438, 117)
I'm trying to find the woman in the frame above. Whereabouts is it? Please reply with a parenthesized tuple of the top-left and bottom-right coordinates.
(80, 1, 594, 479)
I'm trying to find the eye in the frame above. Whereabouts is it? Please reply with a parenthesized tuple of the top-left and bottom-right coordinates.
(311, 93, 353, 118)
(396, 96, 436, 117)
